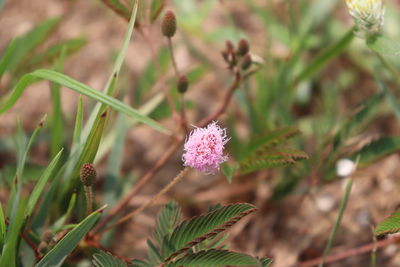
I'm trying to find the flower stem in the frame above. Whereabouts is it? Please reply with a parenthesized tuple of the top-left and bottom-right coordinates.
(84, 185, 93, 215)
(102, 167, 190, 233)
(167, 37, 179, 77)
(319, 178, 353, 267)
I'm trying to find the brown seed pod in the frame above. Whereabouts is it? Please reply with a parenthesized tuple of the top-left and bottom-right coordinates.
(80, 163, 97, 186)
(177, 75, 189, 94)
(162, 11, 177, 38)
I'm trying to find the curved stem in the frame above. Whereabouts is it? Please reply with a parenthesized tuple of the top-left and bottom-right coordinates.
(101, 167, 190, 233)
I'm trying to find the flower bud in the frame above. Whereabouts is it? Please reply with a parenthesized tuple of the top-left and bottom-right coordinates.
(80, 163, 96, 186)
(162, 11, 177, 38)
(43, 230, 53, 243)
(225, 40, 234, 54)
(345, 0, 384, 37)
(38, 242, 48, 254)
(177, 75, 189, 94)
(237, 38, 250, 56)
(241, 54, 252, 70)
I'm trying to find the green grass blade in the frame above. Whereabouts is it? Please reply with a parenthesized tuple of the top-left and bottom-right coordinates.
(52, 193, 77, 232)
(64, 109, 108, 194)
(376, 78, 400, 122)
(96, 92, 164, 162)
(30, 165, 66, 234)
(26, 38, 86, 69)
(83, 0, 141, 141)
(350, 137, 400, 167)
(0, 39, 17, 79)
(8, 17, 61, 72)
(25, 149, 64, 219)
(295, 29, 354, 83)
(73, 96, 84, 147)
(35, 206, 106, 267)
(150, 0, 165, 22)
(50, 48, 66, 157)
(17, 115, 47, 180)
(319, 178, 353, 267)
(0, 69, 168, 134)
(0, 203, 5, 249)
(0, 198, 26, 267)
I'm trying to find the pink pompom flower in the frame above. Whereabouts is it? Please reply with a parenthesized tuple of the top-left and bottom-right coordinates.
(182, 121, 229, 174)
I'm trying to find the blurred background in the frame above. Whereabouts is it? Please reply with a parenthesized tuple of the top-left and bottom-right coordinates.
(2, 0, 400, 266)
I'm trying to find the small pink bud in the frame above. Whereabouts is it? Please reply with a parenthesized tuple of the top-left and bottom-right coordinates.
(182, 122, 229, 174)
(237, 38, 250, 56)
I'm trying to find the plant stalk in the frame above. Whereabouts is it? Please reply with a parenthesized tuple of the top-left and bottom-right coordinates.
(319, 178, 353, 267)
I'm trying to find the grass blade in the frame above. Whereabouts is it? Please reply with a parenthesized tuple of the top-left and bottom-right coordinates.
(0, 69, 168, 134)
(25, 149, 64, 219)
(35, 206, 106, 267)
(319, 178, 353, 267)
(0, 198, 26, 267)
(0, 39, 16, 79)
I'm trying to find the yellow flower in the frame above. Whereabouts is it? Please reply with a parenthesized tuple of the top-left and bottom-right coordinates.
(345, 0, 384, 37)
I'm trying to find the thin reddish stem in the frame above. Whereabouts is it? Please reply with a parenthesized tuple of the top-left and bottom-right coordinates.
(297, 235, 400, 267)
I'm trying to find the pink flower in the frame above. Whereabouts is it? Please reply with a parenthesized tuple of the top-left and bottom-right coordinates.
(182, 122, 229, 174)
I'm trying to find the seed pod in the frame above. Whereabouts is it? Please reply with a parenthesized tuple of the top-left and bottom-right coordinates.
(80, 163, 96, 186)
(43, 230, 53, 243)
(177, 75, 189, 94)
(241, 54, 252, 70)
(38, 242, 48, 254)
(237, 38, 250, 56)
(162, 11, 177, 38)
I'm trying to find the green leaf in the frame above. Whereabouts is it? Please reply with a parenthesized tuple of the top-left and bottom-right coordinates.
(8, 17, 61, 72)
(367, 35, 400, 60)
(333, 93, 383, 150)
(350, 137, 400, 167)
(166, 249, 270, 267)
(0, 203, 5, 248)
(92, 251, 127, 267)
(0, 69, 168, 134)
(295, 29, 354, 83)
(131, 259, 153, 267)
(64, 109, 107, 193)
(25, 149, 63, 218)
(0, 39, 16, 79)
(150, 0, 165, 22)
(147, 239, 163, 265)
(376, 209, 400, 236)
(239, 128, 308, 174)
(35, 206, 105, 267)
(0, 198, 26, 267)
(153, 201, 182, 248)
(376, 78, 400, 122)
(221, 163, 238, 183)
(50, 49, 65, 157)
(26, 38, 86, 69)
(165, 203, 257, 260)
